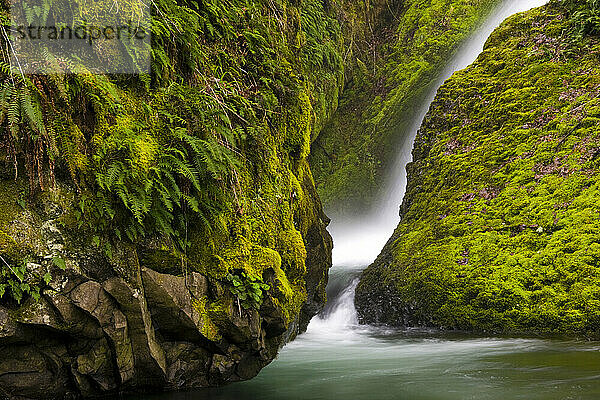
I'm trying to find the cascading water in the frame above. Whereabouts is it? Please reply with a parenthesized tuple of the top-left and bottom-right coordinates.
(146, 2, 600, 399)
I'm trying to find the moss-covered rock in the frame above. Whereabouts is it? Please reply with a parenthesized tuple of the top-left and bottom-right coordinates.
(0, 173, 330, 398)
(310, 0, 500, 216)
(0, 0, 340, 397)
(356, 2, 600, 336)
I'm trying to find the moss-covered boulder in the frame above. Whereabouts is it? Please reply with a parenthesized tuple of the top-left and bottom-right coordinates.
(356, 2, 600, 335)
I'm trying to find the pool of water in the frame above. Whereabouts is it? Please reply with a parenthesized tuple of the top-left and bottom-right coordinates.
(142, 321, 600, 400)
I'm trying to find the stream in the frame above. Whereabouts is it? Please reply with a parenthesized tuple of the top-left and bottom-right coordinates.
(144, 1, 600, 399)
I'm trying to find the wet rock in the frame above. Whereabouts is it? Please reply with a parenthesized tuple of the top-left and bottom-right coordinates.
(102, 277, 167, 389)
(141, 268, 209, 343)
(69, 281, 136, 385)
(163, 342, 211, 389)
(0, 345, 72, 400)
(0, 307, 19, 342)
(74, 338, 118, 393)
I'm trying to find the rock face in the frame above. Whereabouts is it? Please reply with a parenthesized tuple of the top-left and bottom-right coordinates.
(0, 0, 343, 397)
(356, 3, 600, 335)
(0, 180, 331, 399)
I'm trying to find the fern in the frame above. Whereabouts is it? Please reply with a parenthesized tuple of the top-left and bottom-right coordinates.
(0, 0, 316, 261)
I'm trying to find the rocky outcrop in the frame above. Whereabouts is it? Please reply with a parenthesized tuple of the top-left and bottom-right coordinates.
(356, 3, 600, 335)
(0, 178, 331, 399)
(0, 269, 273, 398)
(0, 0, 343, 397)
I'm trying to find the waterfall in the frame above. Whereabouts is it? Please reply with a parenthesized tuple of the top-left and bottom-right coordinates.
(316, 0, 549, 329)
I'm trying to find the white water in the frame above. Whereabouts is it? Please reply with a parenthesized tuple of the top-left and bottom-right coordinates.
(310, 0, 549, 341)
(302, 0, 549, 343)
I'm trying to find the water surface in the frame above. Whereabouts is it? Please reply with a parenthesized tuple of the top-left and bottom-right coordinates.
(140, 266, 600, 400)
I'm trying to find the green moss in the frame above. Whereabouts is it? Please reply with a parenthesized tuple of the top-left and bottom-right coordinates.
(0, 0, 334, 334)
(271, 266, 306, 324)
(0, 180, 24, 260)
(141, 247, 182, 276)
(357, 3, 600, 336)
(310, 0, 501, 216)
(276, 230, 307, 279)
(192, 296, 223, 342)
(221, 238, 283, 280)
(285, 88, 313, 160)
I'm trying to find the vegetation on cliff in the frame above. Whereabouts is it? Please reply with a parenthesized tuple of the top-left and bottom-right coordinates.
(356, 1, 600, 335)
(310, 0, 500, 216)
(0, 0, 345, 396)
(0, 0, 342, 314)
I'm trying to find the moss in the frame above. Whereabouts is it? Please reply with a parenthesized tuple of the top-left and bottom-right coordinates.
(276, 230, 307, 280)
(0, 179, 50, 263)
(0, 180, 20, 226)
(220, 238, 283, 280)
(270, 265, 307, 324)
(356, 3, 600, 336)
(141, 247, 182, 276)
(310, 0, 501, 216)
(284, 88, 313, 160)
(0, 180, 24, 260)
(192, 296, 223, 342)
(1, 0, 336, 325)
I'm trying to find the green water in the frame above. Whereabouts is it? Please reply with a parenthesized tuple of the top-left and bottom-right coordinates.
(142, 327, 600, 400)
